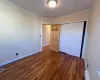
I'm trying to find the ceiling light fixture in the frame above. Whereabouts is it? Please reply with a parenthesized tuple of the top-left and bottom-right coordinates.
(48, 0, 57, 8)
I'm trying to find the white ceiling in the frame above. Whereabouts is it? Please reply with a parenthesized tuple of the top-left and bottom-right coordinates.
(8, 0, 93, 18)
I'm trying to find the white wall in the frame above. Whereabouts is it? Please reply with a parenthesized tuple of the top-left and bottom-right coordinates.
(41, 17, 54, 24)
(0, 0, 41, 65)
(42, 25, 51, 47)
(85, 0, 100, 80)
(41, 10, 91, 24)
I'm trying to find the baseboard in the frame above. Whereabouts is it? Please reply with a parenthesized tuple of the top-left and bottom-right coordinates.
(84, 60, 87, 70)
(84, 59, 90, 80)
(85, 70, 90, 80)
(0, 50, 41, 67)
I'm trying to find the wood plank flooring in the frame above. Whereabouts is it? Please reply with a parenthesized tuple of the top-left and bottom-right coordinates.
(0, 46, 85, 80)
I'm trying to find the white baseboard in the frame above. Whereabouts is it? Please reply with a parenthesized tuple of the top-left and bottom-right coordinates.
(84, 60, 90, 80)
(97, 71, 100, 78)
(85, 70, 90, 80)
(0, 50, 41, 67)
(85, 61, 87, 70)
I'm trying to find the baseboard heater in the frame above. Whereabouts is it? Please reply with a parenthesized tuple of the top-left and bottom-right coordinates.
(85, 70, 90, 80)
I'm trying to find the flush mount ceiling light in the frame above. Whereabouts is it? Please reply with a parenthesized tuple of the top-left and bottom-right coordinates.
(48, 0, 57, 8)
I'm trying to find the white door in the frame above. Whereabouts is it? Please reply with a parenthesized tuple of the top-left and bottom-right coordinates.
(59, 22, 84, 57)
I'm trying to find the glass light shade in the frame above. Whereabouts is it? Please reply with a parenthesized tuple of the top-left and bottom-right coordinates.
(48, 0, 57, 8)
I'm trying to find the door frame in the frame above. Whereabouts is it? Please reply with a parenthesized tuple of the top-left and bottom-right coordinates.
(80, 21, 87, 58)
(40, 23, 51, 51)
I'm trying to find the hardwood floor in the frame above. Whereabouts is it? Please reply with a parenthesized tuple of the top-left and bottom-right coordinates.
(0, 46, 85, 80)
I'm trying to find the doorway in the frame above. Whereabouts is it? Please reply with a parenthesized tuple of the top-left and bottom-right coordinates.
(42, 24, 51, 50)
(42, 24, 60, 52)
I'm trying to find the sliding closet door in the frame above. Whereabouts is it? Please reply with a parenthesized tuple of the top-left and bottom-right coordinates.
(60, 22, 84, 57)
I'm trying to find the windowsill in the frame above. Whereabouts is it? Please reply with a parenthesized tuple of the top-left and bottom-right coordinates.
(97, 71, 100, 77)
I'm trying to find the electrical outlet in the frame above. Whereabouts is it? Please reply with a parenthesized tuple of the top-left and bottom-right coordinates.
(87, 64, 88, 68)
(16, 53, 18, 56)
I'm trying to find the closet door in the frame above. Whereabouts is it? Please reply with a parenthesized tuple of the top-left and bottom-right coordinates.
(50, 24, 60, 52)
(60, 22, 84, 57)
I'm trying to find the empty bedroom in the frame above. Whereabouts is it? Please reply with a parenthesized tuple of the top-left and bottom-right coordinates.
(0, 0, 100, 80)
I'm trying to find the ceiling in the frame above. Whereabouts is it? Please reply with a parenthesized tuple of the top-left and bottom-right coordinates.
(8, 0, 93, 18)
